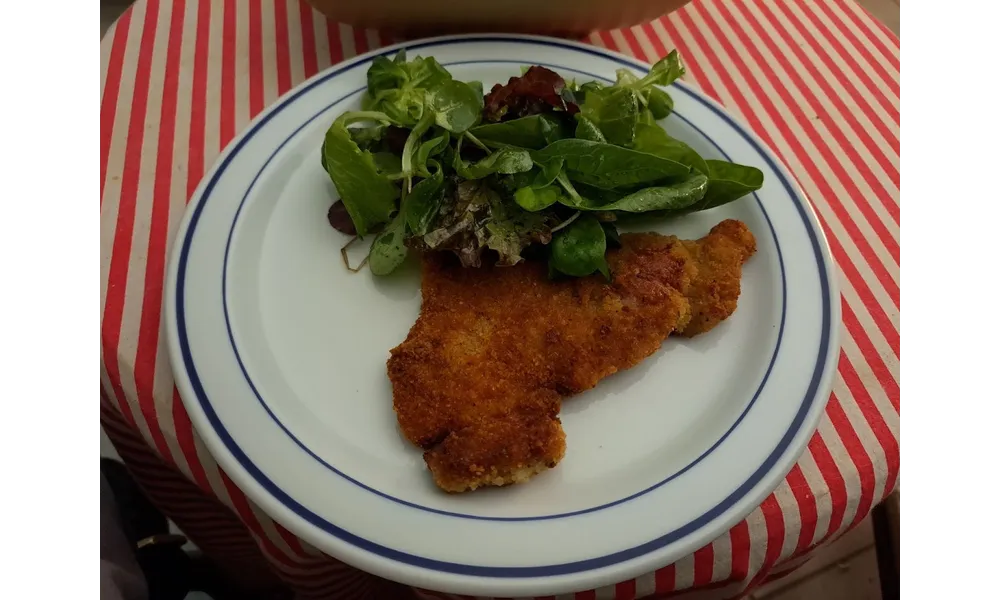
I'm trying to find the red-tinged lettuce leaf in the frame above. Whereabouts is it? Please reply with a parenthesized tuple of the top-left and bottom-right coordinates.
(483, 66, 580, 123)
(483, 197, 554, 266)
(327, 201, 356, 235)
(413, 179, 556, 267)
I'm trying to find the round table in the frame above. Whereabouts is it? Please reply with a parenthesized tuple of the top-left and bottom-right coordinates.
(100, 1, 899, 598)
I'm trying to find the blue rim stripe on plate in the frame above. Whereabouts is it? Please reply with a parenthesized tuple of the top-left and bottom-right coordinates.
(174, 37, 832, 577)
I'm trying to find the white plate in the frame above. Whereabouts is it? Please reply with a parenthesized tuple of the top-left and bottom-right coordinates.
(165, 34, 839, 597)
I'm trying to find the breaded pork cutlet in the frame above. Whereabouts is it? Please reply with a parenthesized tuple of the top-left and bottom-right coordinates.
(387, 219, 757, 492)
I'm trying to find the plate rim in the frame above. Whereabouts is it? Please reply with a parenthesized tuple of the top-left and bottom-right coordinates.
(165, 33, 841, 596)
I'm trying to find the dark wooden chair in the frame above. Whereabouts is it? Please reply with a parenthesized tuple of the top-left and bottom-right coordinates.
(872, 489, 903, 600)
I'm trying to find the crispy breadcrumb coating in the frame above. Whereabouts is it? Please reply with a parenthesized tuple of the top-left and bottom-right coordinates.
(387, 220, 757, 492)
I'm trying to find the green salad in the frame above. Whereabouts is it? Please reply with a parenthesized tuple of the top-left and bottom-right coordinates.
(321, 49, 763, 278)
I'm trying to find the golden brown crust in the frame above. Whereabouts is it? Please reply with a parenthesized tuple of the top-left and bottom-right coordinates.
(423, 410, 566, 492)
(387, 219, 757, 492)
(677, 219, 758, 337)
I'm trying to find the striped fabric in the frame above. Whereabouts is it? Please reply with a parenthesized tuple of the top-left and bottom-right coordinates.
(99, 1, 899, 598)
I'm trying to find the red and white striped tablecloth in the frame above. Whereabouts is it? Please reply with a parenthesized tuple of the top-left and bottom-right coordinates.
(99, 1, 899, 598)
